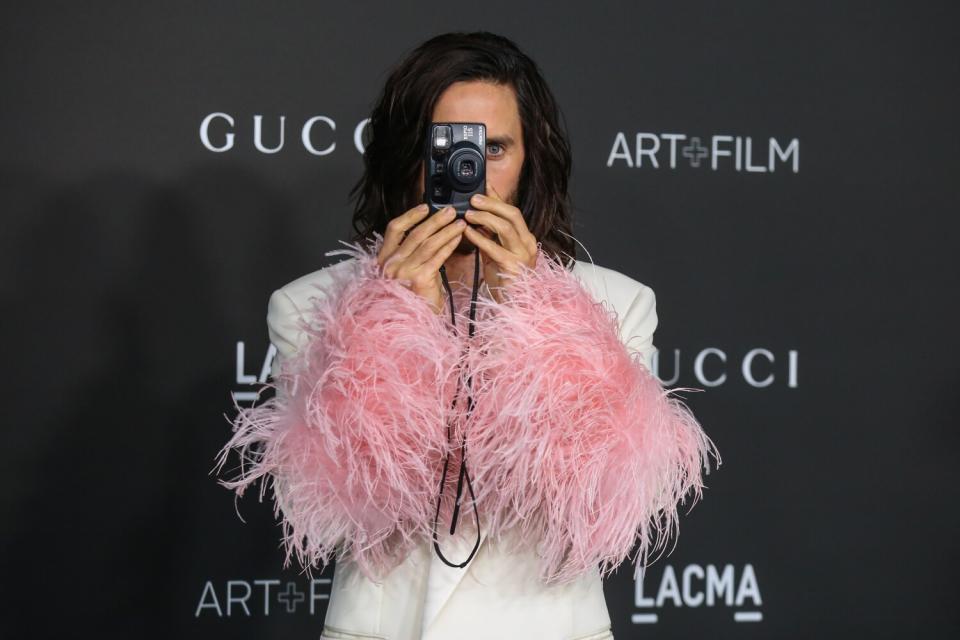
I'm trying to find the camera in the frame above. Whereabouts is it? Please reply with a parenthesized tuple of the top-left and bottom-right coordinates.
(422, 122, 486, 219)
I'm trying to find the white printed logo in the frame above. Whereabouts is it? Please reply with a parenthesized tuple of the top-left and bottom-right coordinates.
(633, 563, 764, 624)
(195, 578, 332, 617)
(608, 133, 799, 173)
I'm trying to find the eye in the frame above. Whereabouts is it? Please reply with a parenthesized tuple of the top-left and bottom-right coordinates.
(486, 143, 504, 157)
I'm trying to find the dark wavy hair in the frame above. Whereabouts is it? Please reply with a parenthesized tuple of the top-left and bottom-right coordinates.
(348, 31, 575, 267)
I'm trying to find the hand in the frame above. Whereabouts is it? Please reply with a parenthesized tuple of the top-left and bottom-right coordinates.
(377, 204, 467, 314)
(461, 185, 538, 303)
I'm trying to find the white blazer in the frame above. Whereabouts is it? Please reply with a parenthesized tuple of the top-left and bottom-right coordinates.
(264, 255, 659, 640)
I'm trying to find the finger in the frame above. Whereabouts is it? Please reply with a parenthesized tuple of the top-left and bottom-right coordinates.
(396, 206, 457, 259)
(381, 204, 430, 264)
(423, 229, 465, 274)
(385, 207, 456, 274)
(403, 218, 466, 275)
(462, 208, 519, 249)
(463, 225, 515, 269)
(470, 191, 529, 239)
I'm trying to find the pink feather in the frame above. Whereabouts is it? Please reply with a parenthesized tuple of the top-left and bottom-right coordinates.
(213, 234, 463, 581)
(213, 233, 720, 586)
(460, 248, 721, 585)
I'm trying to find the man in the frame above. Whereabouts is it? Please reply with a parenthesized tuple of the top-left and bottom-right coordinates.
(217, 31, 717, 640)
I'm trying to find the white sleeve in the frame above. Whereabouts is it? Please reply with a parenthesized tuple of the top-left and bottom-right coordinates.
(619, 283, 659, 373)
(266, 287, 308, 380)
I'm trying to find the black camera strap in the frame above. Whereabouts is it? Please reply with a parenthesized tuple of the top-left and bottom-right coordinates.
(431, 245, 482, 568)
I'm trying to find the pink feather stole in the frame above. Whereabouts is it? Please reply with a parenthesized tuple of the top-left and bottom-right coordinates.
(462, 249, 720, 585)
(214, 236, 463, 581)
(214, 234, 720, 586)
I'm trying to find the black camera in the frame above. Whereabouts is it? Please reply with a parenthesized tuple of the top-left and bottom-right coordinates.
(422, 122, 486, 219)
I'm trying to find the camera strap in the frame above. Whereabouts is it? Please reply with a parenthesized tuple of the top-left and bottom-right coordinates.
(431, 246, 482, 568)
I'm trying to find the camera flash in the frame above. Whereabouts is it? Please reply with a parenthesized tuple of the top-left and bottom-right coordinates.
(433, 125, 452, 149)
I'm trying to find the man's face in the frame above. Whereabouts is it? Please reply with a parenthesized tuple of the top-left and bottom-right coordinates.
(417, 80, 526, 254)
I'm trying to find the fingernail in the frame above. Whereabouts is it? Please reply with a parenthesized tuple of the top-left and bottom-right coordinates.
(419, 203, 429, 211)
(472, 194, 484, 203)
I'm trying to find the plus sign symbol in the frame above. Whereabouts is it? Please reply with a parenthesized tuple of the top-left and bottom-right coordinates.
(277, 581, 306, 613)
(682, 137, 709, 168)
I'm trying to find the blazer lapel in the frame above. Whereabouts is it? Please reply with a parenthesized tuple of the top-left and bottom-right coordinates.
(422, 526, 487, 632)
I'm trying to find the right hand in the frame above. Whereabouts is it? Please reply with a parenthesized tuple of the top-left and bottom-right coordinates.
(377, 204, 466, 314)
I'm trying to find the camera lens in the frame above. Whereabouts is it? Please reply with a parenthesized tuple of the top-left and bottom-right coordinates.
(446, 147, 483, 189)
(458, 160, 475, 178)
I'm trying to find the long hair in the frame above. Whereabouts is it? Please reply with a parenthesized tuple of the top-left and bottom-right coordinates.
(348, 31, 576, 267)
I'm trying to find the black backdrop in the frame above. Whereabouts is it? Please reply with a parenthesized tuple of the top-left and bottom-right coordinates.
(2, 2, 958, 638)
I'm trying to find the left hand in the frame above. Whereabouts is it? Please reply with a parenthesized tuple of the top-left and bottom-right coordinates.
(462, 185, 539, 303)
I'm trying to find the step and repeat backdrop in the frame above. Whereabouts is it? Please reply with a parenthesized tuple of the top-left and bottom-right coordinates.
(3, 2, 957, 639)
